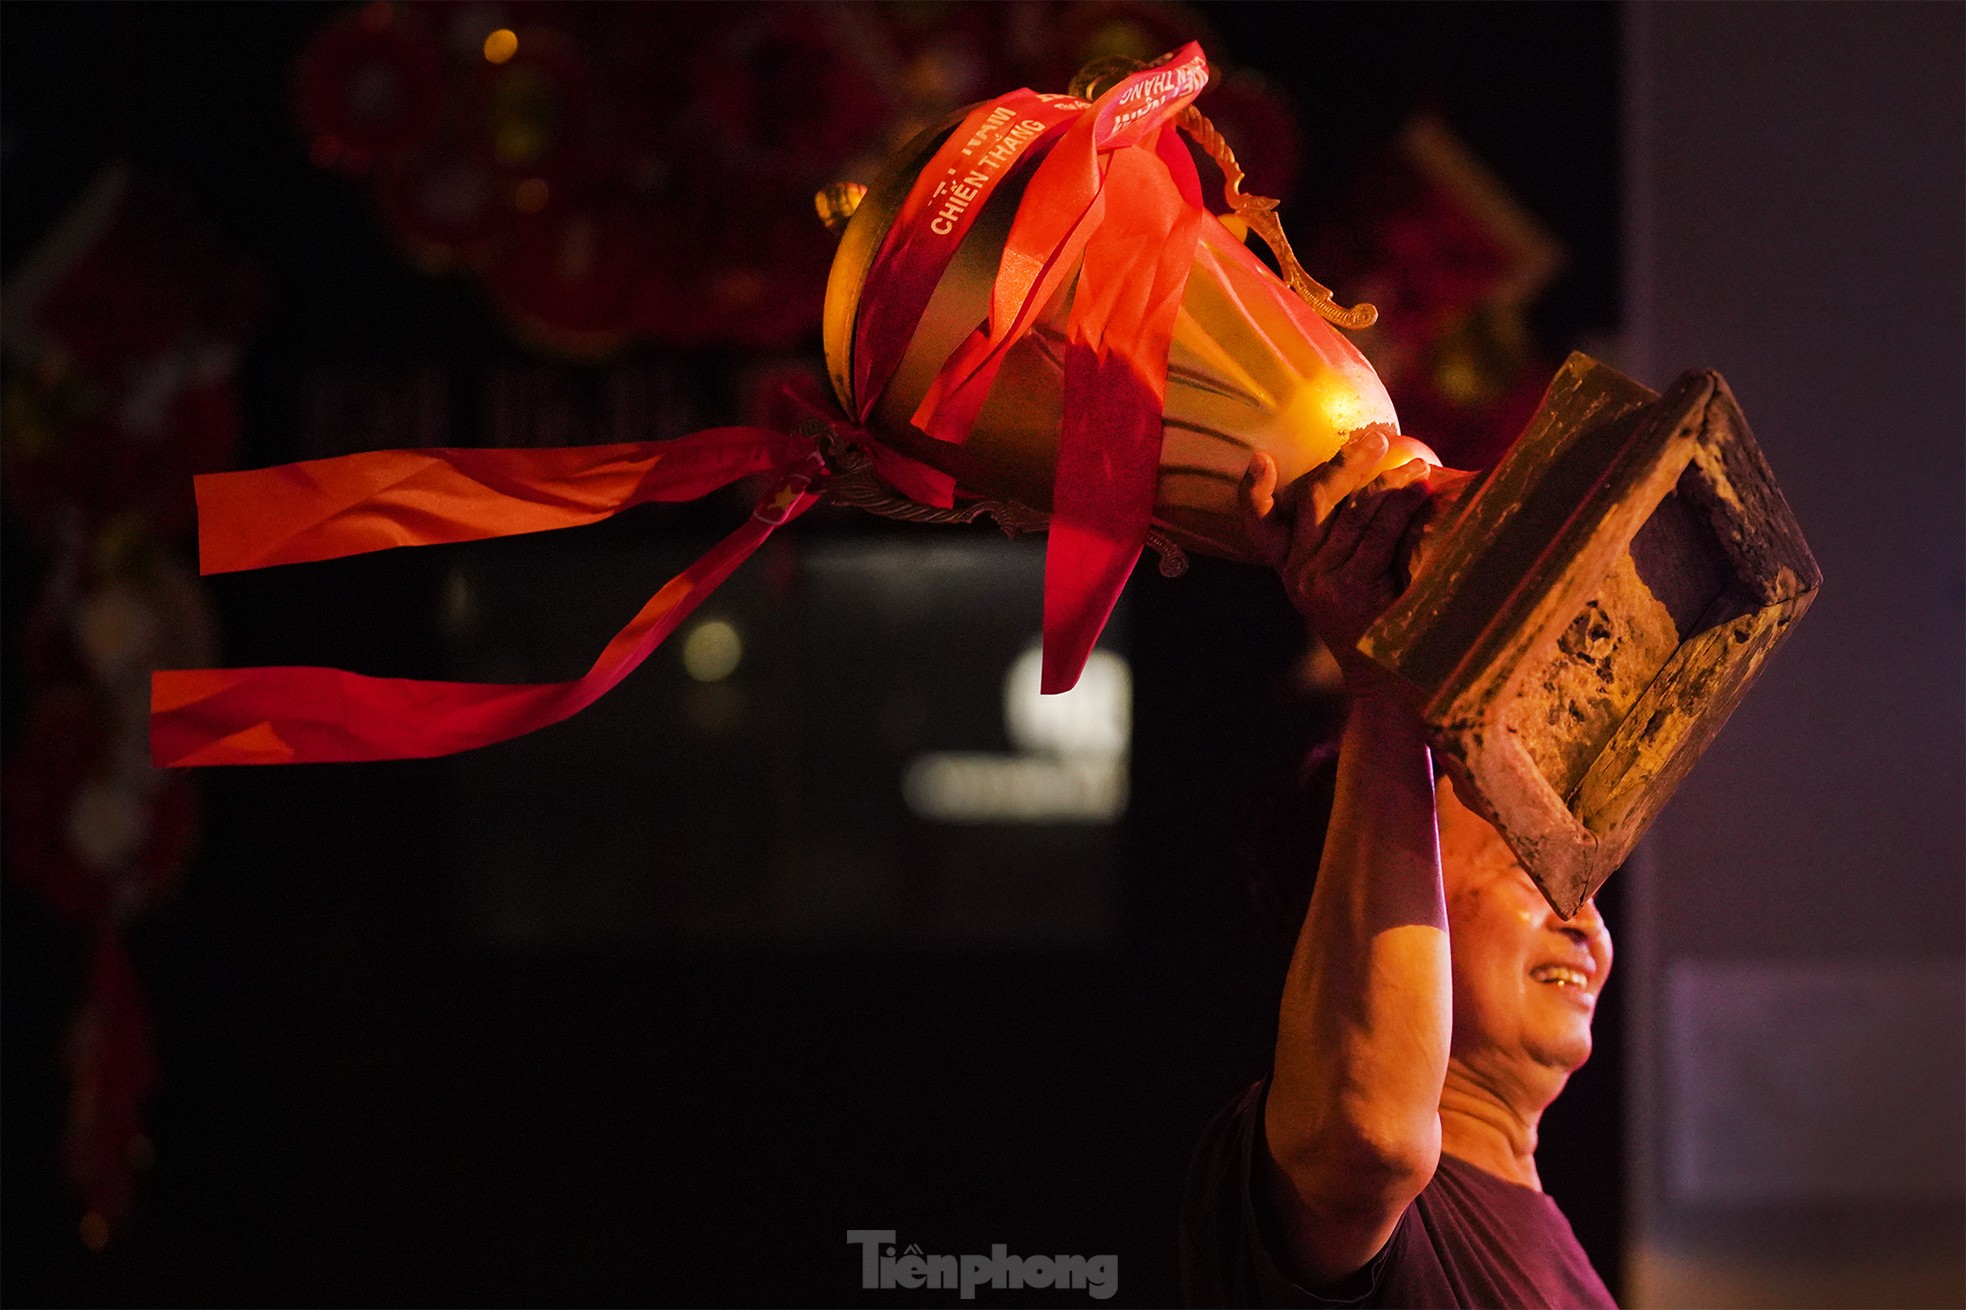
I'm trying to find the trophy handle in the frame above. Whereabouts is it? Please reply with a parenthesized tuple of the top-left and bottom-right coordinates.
(1175, 107, 1379, 332)
(1069, 53, 1378, 333)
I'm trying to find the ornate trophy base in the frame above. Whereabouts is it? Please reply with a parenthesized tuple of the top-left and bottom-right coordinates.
(1364, 354, 1821, 916)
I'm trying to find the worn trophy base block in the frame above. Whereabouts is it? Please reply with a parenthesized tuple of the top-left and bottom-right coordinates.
(1362, 353, 1821, 917)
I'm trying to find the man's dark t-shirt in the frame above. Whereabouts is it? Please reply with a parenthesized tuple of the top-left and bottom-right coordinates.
(1180, 1081, 1616, 1308)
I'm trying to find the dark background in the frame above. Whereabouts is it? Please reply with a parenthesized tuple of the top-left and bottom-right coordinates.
(1, 4, 1621, 1305)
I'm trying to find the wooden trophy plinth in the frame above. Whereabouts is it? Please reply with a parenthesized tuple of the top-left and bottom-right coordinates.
(1363, 354, 1821, 916)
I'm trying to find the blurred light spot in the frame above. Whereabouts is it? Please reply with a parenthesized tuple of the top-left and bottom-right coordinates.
(309, 134, 343, 170)
(1087, 18, 1156, 64)
(1004, 644, 1130, 759)
(1435, 352, 1488, 405)
(80, 1211, 109, 1251)
(513, 176, 549, 213)
(681, 619, 742, 682)
(489, 70, 553, 164)
(713, 267, 768, 311)
(68, 778, 145, 871)
(75, 584, 157, 680)
(557, 215, 595, 278)
(904, 754, 1126, 824)
(482, 27, 518, 64)
(439, 570, 477, 635)
(903, 642, 1131, 824)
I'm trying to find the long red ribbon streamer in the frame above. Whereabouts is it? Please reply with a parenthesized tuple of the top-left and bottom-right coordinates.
(152, 435, 823, 766)
(1044, 134, 1206, 692)
(193, 428, 814, 574)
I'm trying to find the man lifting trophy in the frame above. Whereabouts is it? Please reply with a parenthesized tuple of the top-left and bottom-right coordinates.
(150, 44, 1818, 1307)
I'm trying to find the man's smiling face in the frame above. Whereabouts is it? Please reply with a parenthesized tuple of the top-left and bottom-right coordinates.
(1436, 775, 1613, 1077)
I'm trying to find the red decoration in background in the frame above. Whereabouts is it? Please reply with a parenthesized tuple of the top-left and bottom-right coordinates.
(1, 169, 261, 536)
(295, 3, 445, 171)
(487, 194, 661, 356)
(7, 688, 198, 923)
(2, 164, 257, 1246)
(292, 1, 1300, 358)
(295, 3, 892, 354)
(374, 146, 505, 270)
(62, 932, 161, 1249)
(1302, 115, 1565, 471)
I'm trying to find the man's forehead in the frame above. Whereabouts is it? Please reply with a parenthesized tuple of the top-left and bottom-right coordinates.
(1438, 783, 1534, 894)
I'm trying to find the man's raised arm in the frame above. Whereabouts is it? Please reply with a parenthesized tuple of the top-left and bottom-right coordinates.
(1238, 436, 1450, 1288)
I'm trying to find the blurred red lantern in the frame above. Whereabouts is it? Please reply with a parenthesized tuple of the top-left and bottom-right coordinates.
(5, 687, 196, 926)
(374, 144, 508, 271)
(486, 193, 659, 357)
(295, 4, 446, 171)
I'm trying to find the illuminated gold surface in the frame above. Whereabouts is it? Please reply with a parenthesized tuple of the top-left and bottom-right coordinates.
(821, 112, 968, 420)
(822, 110, 1403, 564)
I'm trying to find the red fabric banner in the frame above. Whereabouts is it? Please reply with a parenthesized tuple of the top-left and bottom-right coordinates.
(908, 110, 1104, 446)
(153, 41, 1235, 768)
(776, 376, 960, 509)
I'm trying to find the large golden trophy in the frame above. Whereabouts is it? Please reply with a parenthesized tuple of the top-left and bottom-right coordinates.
(152, 46, 1818, 917)
(812, 50, 1820, 915)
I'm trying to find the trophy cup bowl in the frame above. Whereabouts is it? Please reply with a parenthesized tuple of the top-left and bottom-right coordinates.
(815, 85, 1820, 918)
(821, 108, 1439, 566)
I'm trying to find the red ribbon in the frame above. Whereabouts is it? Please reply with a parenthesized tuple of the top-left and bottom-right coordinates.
(153, 44, 1231, 766)
(851, 90, 1084, 429)
(1045, 136, 1205, 692)
(193, 428, 817, 574)
(152, 432, 824, 766)
(914, 44, 1211, 692)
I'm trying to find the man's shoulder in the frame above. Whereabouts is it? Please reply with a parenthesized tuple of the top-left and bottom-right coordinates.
(1178, 1085, 1617, 1308)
